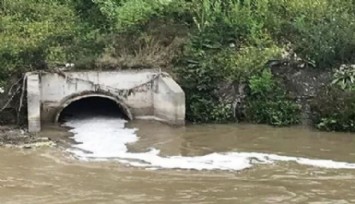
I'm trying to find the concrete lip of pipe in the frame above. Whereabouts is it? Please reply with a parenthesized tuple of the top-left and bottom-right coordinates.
(54, 92, 133, 123)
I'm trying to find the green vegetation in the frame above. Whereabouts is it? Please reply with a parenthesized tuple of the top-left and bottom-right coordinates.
(311, 65, 355, 132)
(1, 0, 355, 128)
(246, 70, 300, 126)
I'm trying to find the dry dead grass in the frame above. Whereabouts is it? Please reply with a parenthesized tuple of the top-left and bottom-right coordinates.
(95, 19, 189, 72)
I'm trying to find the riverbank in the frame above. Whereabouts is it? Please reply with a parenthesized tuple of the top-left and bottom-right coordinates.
(0, 125, 55, 148)
(1, 1, 355, 132)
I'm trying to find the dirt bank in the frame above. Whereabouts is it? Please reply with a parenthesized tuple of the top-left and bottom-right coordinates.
(0, 125, 54, 148)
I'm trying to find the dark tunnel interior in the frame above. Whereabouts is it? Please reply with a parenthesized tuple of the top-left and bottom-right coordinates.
(58, 97, 127, 122)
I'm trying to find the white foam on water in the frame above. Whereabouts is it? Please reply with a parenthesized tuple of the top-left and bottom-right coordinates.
(64, 117, 355, 171)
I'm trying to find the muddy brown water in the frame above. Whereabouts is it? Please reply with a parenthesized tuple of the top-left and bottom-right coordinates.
(1, 120, 355, 203)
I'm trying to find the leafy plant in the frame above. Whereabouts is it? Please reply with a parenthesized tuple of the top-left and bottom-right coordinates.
(249, 68, 275, 98)
(216, 45, 282, 83)
(311, 86, 355, 132)
(331, 65, 355, 91)
(246, 69, 300, 126)
(175, 41, 231, 122)
(268, 0, 355, 68)
(247, 100, 300, 126)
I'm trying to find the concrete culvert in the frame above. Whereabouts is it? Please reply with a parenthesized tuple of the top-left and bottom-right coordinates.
(26, 71, 185, 132)
(57, 96, 132, 123)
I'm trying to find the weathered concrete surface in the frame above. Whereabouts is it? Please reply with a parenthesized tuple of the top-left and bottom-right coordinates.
(153, 76, 185, 125)
(27, 74, 41, 133)
(26, 69, 185, 132)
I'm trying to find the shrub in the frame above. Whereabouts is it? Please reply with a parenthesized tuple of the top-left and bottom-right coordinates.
(225, 46, 281, 83)
(311, 86, 355, 132)
(246, 69, 300, 126)
(267, 0, 355, 68)
(175, 40, 233, 122)
(175, 35, 280, 123)
(247, 100, 301, 126)
(0, 0, 100, 79)
(311, 65, 355, 132)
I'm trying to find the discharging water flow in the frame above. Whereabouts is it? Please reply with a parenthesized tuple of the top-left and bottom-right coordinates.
(2, 113, 355, 203)
(64, 116, 355, 171)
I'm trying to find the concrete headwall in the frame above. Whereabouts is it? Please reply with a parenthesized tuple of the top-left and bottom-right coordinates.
(27, 74, 41, 132)
(39, 70, 155, 122)
(26, 69, 185, 132)
(153, 76, 185, 125)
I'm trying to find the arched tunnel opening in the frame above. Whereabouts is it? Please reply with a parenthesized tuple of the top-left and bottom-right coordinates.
(57, 96, 130, 123)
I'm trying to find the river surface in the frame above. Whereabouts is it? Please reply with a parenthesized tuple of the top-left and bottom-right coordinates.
(1, 117, 355, 203)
